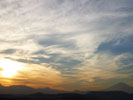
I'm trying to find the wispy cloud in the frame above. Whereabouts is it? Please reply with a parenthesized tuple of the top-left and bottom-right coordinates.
(0, 0, 133, 90)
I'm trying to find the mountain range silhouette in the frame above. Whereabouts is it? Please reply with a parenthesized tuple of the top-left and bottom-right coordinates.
(0, 82, 133, 94)
(0, 84, 66, 94)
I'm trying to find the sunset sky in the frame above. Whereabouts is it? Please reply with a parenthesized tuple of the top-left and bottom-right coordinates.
(0, 0, 133, 91)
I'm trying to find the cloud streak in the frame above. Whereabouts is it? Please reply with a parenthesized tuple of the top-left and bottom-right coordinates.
(0, 0, 133, 90)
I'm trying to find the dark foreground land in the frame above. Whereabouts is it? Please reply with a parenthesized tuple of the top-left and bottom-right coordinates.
(0, 91, 133, 100)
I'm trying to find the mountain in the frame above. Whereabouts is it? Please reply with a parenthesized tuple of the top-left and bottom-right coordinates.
(37, 87, 67, 94)
(0, 84, 66, 94)
(0, 85, 35, 94)
(7, 85, 35, 94)
(1, 83, 133, 95)
(104, 82, 133, 93)
(72, 90, 87, 94)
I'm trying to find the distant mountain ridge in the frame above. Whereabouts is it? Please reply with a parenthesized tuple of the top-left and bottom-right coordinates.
(0, 84, 67, 94)
(0, 82, 133, 94)
(104, 82, 133, 93)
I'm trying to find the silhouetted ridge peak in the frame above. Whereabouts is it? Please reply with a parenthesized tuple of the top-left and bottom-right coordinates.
(104, 82, 133, 93)
(0, 84, 5, 89)
(115, 82, 128, 86)
(111, 82, 130, 89)
(8, 85, 33, 89)
(0, 84, 3, 87)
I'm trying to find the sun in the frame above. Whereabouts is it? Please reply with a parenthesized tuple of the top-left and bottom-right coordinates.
(0, 58, 23, 78)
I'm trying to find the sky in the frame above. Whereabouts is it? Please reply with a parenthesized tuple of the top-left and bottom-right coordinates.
(0, 0, 133, 91)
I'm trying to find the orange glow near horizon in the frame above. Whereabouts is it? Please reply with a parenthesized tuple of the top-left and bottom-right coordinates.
(0, 58, 65, 90)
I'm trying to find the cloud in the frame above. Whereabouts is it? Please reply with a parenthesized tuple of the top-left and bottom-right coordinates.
(74, 53, 133, 84)
(0, 0, 133, 89)
(17, 63, 64, 88)
(0, 49, 16, 54)
(0, 59, 65, 89)
(97, 34, 133, 55)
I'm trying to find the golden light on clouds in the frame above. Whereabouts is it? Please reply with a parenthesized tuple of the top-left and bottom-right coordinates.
(0, 58, 64, 89)
(0, 0, 132, 91)
(16, 63, 64, 88)
(0, 58, 23, 78)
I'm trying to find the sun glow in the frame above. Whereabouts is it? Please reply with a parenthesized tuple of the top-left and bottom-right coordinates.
(0, 58, 23, 78)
